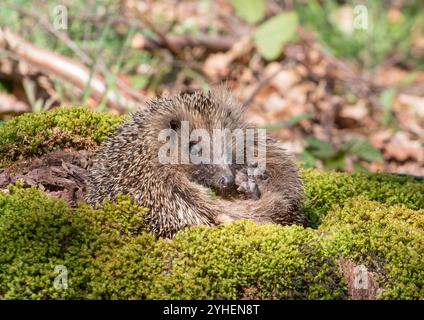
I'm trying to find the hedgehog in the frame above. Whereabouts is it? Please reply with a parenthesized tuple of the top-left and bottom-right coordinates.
(86, 89, 305, 237)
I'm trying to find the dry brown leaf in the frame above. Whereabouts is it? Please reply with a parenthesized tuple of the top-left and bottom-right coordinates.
(263, 92, 288, 114)
(263, 62, 300, 95)
(0, 93, 30, 114)
(339, 101, 368, 121)
(284, 84, 308, 106)
(0, 150, 92, 207)
(375, 67, 409, 86)
(383, 132, 424, 162)
(203, 36, 252, 81)
(370, 129, 394, 149)
(398, 94, 424, 117)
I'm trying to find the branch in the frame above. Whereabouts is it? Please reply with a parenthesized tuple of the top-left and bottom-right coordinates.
(242, 63, 285, 108)
(140, 34, 235, 53)
(7, 4, 147, 107)
(0, 27, 146, 112)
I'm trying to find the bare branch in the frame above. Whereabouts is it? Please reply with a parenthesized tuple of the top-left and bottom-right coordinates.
(0, 27, 146, 112)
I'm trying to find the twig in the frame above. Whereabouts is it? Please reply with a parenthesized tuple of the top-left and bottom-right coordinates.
(6, 4, 92, 65)
(134, 9, 184, 60)
(9, 4, 147, 107)
(0, 27, 145, 112)
(140, 33, 235, 53)
(132, 6, 213, 80)
(242, 64, 286, 109)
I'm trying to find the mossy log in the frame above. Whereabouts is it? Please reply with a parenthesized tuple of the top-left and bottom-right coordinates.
(0, 108, 423, 299)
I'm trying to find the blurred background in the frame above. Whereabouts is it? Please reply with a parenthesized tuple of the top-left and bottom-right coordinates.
(0, 0, 423, 174)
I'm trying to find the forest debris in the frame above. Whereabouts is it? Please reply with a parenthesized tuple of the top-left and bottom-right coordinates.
(263, 62, 300, 95)
(263, 92, 288, 114)
(395, 94, 424, 137)
(383, 132, 424, 162)
(375, 67, 409, 87)
(132, 32, 235, 53)
(0, 150, 92, 207)
(339, 257, 384, 300)
(370, 129, 394, 149)
(0, 92, 30, 114)
(0, 27, 145, 112)
(203, 36, 252, 81)
(340, 102, 368, 121)
(398, 94, 424, 114)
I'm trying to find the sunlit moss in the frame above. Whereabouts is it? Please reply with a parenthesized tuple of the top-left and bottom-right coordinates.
(0, 108, 422, 300)
(0, 107, 124, 167)
(0, 185, 422, 299)
(303, 169, 424, 227)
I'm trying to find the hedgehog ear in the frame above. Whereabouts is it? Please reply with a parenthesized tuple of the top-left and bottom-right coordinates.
(169, 119, 180, 131)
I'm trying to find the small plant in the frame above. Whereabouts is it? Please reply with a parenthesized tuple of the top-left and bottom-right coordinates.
(231, 0, 299, 60)
(301, 136, 384, 170)
(294, 0, 423, 69)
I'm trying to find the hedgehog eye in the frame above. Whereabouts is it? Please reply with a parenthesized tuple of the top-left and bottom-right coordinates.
(189, 141, 196, 151)
(169, 120, 180, 131)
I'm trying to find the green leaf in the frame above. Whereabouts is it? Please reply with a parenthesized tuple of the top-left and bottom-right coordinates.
(131, 75, 149, 90)
(353, 162, 368, 172)
(300, 150, 317, 168)
(254, 11, 299, 60)
(230, 0, 266, 23)
(380, 88, 397, 126)
(324, 151, 346, 170)
(287, 113, 314, 126)
(380, 88, 396, 111)
(305, 137, 336, 159)
(349, 138, 384, 162)
(261, 113, 314, 131)
(261, 122, 285, 131)
(0, 82, 7, 93)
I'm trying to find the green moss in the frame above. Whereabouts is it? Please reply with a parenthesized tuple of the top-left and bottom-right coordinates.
(0, 186, 346, 300)
(0, 108, 423, 299)
(302, 169, 424, 227)
(321, 198, 424, 299)
(89, 223, 346, 300)
(1, 184, 422, 299)
(0, 107, 124, 167)
(0, 186, 147, 299)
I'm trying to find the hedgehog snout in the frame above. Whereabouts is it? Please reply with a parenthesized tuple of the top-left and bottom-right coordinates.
(218, 174, 234, 189)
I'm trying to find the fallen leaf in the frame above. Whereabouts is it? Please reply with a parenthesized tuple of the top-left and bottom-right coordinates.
(339, 101, 369, 121)
(383, 132, 424, 162)
(254, 11, 299, 60)
(263, 62, 300, 94)
(230, 0, 265, 23)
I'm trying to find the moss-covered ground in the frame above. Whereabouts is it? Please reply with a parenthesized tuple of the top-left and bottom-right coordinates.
(0, 108, 423, 299)
(0, 107, 124, 168)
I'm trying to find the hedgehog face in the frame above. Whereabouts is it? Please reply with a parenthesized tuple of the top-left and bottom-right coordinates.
(150, 90, 247, 193)
(167, 118, 237, 194)
(186, 138, 235, 193)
